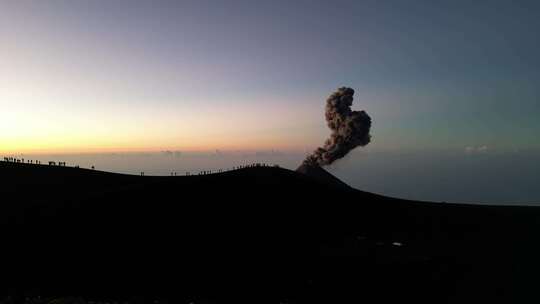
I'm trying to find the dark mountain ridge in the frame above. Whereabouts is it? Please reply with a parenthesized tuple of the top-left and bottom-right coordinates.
(296, 163, 351, 189)
(1, 160, 540, 303)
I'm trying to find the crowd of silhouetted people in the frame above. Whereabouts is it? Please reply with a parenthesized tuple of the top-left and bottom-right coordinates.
(3, 157, 71, 167)
(3, 157, 280, 178)
(191, 162, 279, 176)
(144, 163, 281, 177)
(3, 157, 85, 169)
(147, 163, 281, 177)
(3, 157, 42, 165)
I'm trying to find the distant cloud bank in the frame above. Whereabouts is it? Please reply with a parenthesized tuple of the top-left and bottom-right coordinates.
(465, 145, 489, 154)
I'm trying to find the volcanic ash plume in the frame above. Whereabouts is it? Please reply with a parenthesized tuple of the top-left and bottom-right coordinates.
(303, 87, 372, 167)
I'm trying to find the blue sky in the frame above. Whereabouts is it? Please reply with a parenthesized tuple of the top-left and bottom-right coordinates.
(1, 0, 539, 153)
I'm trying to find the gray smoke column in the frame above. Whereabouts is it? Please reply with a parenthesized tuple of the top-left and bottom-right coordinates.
(303, 87, 372, 166)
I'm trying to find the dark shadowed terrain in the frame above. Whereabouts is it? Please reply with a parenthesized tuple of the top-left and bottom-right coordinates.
(1, 160, 539, 303)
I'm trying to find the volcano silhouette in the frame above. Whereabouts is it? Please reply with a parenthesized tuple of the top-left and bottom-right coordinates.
(296, 163, 350, 189)
(1, 160, 540, 303)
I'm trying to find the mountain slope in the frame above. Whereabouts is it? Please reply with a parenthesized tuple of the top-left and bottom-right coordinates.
(296, 163, 351, 189)
(1, 160, 540, 303)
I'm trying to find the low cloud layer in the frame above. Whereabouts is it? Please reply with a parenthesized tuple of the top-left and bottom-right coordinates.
(465, 145, 489, 154)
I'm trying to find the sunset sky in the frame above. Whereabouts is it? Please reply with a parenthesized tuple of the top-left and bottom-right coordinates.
(2, 0, 538, 154)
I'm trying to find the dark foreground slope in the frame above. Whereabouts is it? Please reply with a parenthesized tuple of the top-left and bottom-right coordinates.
(1, 161, 540, 303)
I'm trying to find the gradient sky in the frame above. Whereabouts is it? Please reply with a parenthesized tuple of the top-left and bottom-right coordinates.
(2, 0, 539, 154)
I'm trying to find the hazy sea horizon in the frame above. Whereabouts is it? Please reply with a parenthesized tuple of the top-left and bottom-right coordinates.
(5, 149, 540, 206)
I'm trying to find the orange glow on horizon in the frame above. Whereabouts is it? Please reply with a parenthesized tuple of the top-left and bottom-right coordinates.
(0, 135, 314, 155)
